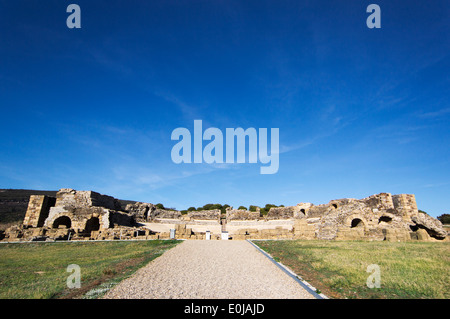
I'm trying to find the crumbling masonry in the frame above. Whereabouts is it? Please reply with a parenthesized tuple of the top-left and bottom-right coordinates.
(1, 189, 447, 242)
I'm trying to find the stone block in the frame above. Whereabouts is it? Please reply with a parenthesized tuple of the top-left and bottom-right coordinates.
(416, 229, 430, 241)
(23, 195, 56, 228)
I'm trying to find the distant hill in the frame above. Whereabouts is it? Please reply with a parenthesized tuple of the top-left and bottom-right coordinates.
(0, 189, 136, 230)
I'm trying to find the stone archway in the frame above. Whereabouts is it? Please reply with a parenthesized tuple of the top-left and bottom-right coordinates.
(85, 217, 100, 233)
(345, 214, 368, 230)
(378, 216, 393, 224)
(351, 218, 364, 228)
(52, 216, 72, 229)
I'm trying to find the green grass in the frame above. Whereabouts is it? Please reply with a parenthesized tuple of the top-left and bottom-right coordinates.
(0, 240, 180, 299)
(254, 240, 450, 299)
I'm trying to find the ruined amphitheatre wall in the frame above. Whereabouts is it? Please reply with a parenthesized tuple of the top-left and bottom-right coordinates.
(1, 189, 447, 242)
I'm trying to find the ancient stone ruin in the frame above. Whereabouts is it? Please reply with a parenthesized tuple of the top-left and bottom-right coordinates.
(1, 189, 447, 242)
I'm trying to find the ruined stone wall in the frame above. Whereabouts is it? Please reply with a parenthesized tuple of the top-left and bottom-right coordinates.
(45, 206, 108, 230)
(125, 202, 155, 222)
(124, 203, 182, 221)
(55, 188, 121, 210)
(411, 213, 447, 239)
(226, 208, 260, 221)
(266, 206, 297, 220)
(3, 190, 447, 242)
(227, 220, 293, 237)
(187, 209, 220, 221)
(295, 203, 312, 218)
(392, 194, 418, 218)
(306, 204, 330, 218)
(151, 209, 182, 220)
(106, 210, 135, 229)
(23, 195, 56, 228)
(362, 193, 395, 211)
(293, 219, 316, 239)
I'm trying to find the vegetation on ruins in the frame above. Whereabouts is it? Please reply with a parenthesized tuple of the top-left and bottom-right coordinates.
(180, 203, 230, 215)
(437, 214, 450, 224)
(260, 204, 284, 215)
(178, 203, 287, 216)
(178, 203, 277, 216)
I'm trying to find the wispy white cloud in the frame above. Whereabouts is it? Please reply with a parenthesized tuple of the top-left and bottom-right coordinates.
(107, 163, 221, 195)
(154, 91, 202, 121)
(422, 182, 450, 188)
(89, 48, 133, 77)
(279, 106, 353, 154)
(416, 107, 450, 119)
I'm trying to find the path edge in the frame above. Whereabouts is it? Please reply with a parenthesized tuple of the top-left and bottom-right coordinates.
(247, 239, 328, 300)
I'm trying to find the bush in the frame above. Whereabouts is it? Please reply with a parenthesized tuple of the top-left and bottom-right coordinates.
(260, 204, 282, 215)
(238, 206, 248, 210)
(437, 214, 450, 224)
(249, 205, 258, 212)
(202, 203, 224, 210)
(155, 203, 165, 209)
(220, 204, 230, 215)
(185, 203, 231, 214)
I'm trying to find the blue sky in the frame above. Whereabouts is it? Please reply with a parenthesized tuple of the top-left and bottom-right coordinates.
(0, 1, 449, 217)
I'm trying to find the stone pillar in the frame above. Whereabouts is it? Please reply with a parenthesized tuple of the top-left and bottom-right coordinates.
(392, 194, 418, 220)
(23, 195, 56, 228)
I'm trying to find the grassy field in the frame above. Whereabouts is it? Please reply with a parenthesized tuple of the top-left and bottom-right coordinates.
(0, 240, 180, 299)
(254, 240, 449, 299)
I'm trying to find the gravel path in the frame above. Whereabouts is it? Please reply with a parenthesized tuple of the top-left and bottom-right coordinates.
(103, 240, 315, 299)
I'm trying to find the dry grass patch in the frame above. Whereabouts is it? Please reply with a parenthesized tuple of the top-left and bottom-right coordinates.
(0, 240, 180, 299)
(254, 240, 449, 299)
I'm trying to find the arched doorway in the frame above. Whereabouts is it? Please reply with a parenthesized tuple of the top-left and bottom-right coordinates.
(53, 216, 72, 229)
(351, 218, 364, 228)
(378, 216, 393, 224)
(85, 217, 100, 233)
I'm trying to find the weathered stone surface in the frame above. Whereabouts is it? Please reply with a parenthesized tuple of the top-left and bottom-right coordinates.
(266, 206, 296, 220)
(293, 219, 316, 239)
(392, 194, 418, 217)
(23, 195, 56, 228)
(125, 202, 181, 221)
(295, 203, 312, 218)
(152, 209, 182, 220)
(411, 213, 447, 239)
(125, 202, 155, 222)
(226, 207, 260, 220)
(187, 209, 220, 221)
(55, 188, 122, 211)
(3, 189, 446, 242)
(362, 193, 395, 211)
